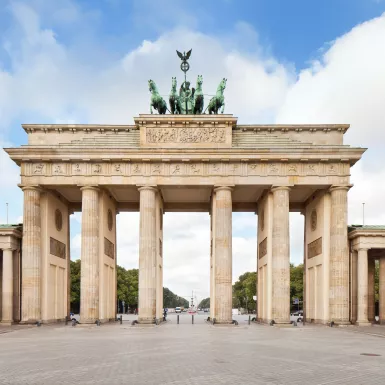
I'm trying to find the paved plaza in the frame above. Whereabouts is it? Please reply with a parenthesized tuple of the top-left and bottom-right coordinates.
(0, 314, 385, 385)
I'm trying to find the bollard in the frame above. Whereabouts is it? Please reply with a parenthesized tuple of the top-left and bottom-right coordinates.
(119, 315, 123, 324)
(177, 315, 179, 324)
(192, 315, 194, 324)
(72, 319, 77, 327)
(36, 321, 41, 327)
(95, 319, 101, 326)
(248, 315, 251, 325)
(293, 321, 297, 327)
(65, 317, 68, 326)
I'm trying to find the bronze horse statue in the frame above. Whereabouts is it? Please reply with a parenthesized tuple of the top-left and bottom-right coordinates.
(193, 75, 204, 114)
(207, 78, 227, 114)
(148, 79, 167, 114)
(169, 77, 182, 114)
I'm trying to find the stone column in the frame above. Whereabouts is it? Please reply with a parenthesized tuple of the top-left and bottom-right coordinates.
(80, 186, 100, 324)
(356, 248, 370, 325)
(368, 257, 375, 322)
(213, 186, 233, 324)
(21, 186, 42, 323)
(329, 186, 350, 324)
(379, 257, 385, 324)
(271, 186, 291, 324)
(138, 186, 157, 324)
(1, 249, 14, 324)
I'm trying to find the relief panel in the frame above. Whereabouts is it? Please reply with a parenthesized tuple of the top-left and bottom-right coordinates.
(104, 237, 115, 259)
(50, 237, 66, 259)
(308, 237, 322, 259)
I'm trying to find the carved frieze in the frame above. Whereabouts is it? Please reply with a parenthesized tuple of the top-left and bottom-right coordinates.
(50, 237, 66, 259)
(146, 126, 226, 143)
(23, 161, 347, 179)
(72, 163, 84, 174)
(258, 237, 267, 259)
(104, 237, 114, 259)
(308, 237, 322, 258)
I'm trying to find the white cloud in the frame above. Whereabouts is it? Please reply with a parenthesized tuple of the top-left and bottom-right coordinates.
(1, 3, 385, 299)
(276, 12, 385, 228)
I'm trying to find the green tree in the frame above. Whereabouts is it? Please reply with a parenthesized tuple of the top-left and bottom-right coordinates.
(290, 263, 304, 310)
(163, 287, 189, 308)
(233, 272, 257, 312)
(70, 260, 81, 313)
(198, 297, 210, 309)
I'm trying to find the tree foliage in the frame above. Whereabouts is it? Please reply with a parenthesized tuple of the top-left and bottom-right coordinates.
(232, 272, 257, 312)
(290, 263, 304, 309)
(117, 266, 139, 309)
(198, 297, 210, 309)
(163, 287, 189, 308)
(70, 260, 188, 312)
(70, 260, 81, 313)
(199, 265, 305, 313)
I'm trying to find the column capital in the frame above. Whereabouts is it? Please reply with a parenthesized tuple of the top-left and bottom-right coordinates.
(20, 185, 43, 193)
(271, 185, 291, 193)
(79, 185, 100, 192)
(137, 185, 158, 193)
(329, 185, 352, 193)
(357, 247, 369, 253)
(1, 247, 17, 252)
(213, 185, 234, 193)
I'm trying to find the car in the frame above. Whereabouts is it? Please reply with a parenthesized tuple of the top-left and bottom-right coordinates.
(204, 308, 209, 312)
(175, 307, 181, 313)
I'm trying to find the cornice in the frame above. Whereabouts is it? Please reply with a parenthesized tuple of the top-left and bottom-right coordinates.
(22, 124, 138, 134)
(235, 124, 350, 134)
(4, 146, 366, 165)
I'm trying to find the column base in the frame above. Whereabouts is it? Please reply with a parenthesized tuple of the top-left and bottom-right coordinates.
(213, 320, 233, 325)
(138, 318, 156, 324)
(356, 321, 372, 326)
(19, 319, 40, 325)
(79, 318, 98, 324)
(0, 320, 14, 326)
(332, 321, 351, 326)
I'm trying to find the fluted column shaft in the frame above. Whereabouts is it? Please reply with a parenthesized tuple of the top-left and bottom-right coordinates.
(138, 186, 157, 323)
(368, 258, 375, 322)
(379, 258, 385, 324)
(356, 248, 370, 324)
(271, 186, 290, 323)
(1, 249, 14, 324)
(80, 186, 100, 324)
(21, 186, 41, 323)
(214, 186, 233, 324)
(329, 186, 350, 324)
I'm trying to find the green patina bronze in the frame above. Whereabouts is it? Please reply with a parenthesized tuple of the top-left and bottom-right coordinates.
(149, 49, 226, 115)
(206, 78, 227, 114)
(148, 79, 167, 114)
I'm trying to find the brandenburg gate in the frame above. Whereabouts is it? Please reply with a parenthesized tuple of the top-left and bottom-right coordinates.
(3, 113, 366, 325)
(5, 50, 385, 327)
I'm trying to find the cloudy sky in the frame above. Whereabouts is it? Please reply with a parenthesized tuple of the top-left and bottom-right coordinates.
(1, 0, 385, 303)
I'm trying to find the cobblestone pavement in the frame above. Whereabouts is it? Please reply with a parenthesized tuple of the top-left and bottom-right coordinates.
(0, 320, 385, 385)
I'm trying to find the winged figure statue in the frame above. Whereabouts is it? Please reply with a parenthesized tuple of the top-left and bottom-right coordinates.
(176, 49, 192, 62)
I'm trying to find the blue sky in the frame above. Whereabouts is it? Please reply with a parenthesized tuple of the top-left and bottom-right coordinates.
(1, 0, 385, 299)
